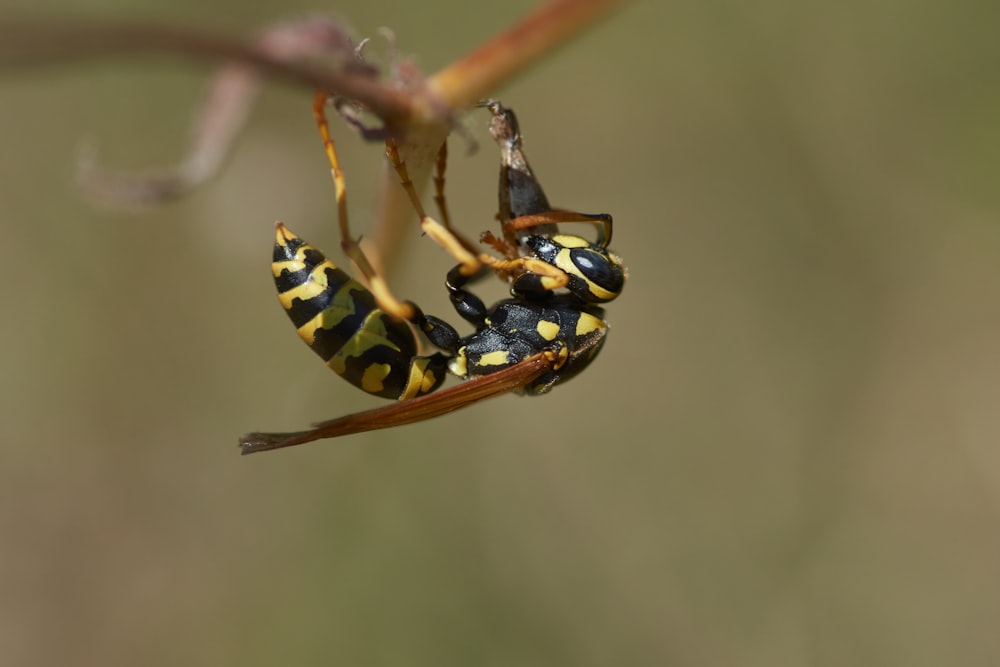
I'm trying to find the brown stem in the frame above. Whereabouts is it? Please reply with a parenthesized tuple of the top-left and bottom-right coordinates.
(428, 0, 628, 108)
(0, 18, 418, 126)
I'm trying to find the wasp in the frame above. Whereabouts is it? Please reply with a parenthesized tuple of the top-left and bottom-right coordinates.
(238, 95, 625, 454)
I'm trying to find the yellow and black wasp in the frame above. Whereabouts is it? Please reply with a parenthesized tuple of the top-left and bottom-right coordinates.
(239, 95, 625, 454)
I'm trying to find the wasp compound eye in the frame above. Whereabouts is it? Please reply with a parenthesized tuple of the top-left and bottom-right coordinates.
(568, 247, 625, 302)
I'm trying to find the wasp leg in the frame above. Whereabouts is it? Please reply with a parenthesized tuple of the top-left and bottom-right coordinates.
(505, 210, 615, 248)
(420, 314, 464, 354)
(480, 255, 570, 292)
(432, 139, 455, 233)
(479, 229, 517, 259)
(313, 91, 416, 321)
(439, 263, 491, 328)
(384, 138, 484, 279)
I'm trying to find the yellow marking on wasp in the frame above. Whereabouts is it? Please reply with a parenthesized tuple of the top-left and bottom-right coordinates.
(294, 281, 366, 345)
(449, 349, 469, 378)
(275, 223, 296, 243)
(279, 282, 323, 310)
(554, 250, 578, 275)
(478, 350, 511, 367)
(421, 368, 441, 393)
(552, 234, 589, 248)
(272, 259, 308, 277)
(552, 344, 570, 369)
(325, 311, 401, 381)
(535, 319, 560, 341)
(326, 355, 347, 376)
(279, 266, 333, 306)
(400, 359, 437, 400)
(297, 318, 324, 348)
(585, 283, 617, 301)
(348, 312, 401, 354)
(273, 224, 314, 269)
(575, 312, 604, 337)
(360, 363, 392, 394)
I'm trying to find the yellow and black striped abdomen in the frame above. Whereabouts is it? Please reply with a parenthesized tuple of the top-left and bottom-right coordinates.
(272, 224, 447, 400)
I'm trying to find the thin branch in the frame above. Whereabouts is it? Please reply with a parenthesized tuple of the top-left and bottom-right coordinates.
(73, 16, 381, 206)
(428, 0, 628, 107)
(0, 18, 423, 127)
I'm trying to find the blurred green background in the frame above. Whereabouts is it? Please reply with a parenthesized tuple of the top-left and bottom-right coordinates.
(2, 0, 1000, 665)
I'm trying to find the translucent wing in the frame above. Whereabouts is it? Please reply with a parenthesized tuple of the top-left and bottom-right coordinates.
(239, 352, 553, 454)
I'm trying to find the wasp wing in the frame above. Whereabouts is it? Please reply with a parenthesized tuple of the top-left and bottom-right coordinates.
(239, 352, 552, 454)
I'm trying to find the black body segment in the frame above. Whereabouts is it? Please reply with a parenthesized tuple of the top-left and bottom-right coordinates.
(451, 296, 608, 394)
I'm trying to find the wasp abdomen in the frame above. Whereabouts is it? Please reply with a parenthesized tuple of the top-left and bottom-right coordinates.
(272, 224, 447, 400)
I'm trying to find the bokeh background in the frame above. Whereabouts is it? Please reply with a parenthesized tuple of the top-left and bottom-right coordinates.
(2, 1, 1000, 665)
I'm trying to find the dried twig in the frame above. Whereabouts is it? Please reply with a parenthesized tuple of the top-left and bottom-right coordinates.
(429, 0, 625, 107)
(76, 16, 372, 205)
(0, 0, 628, 264)
(0, 17, 419, 125)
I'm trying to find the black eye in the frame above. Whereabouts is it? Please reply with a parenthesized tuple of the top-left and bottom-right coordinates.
(574, 251, 596, 271)
(571, 249, 624, 292)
